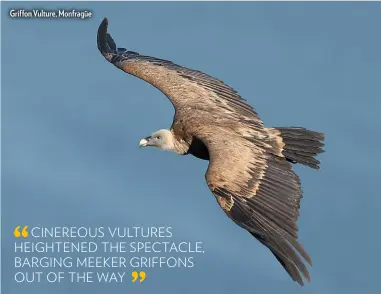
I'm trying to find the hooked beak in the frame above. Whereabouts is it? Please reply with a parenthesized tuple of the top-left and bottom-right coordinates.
(139, 136, 151, 148)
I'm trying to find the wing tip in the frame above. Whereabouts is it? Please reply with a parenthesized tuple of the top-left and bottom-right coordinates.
(100, 17, 108, 27)
(97, 17, 116, 55)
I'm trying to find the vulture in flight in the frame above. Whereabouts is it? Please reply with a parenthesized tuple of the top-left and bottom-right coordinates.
(97, 18, 325, 285)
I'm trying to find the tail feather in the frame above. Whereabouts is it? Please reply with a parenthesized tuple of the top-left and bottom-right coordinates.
(275, 127, 325, 169)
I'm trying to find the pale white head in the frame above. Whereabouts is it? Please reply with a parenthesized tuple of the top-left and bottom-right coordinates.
(139, 129, 174, 150)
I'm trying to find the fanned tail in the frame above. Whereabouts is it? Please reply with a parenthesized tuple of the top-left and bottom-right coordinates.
(274, 127, 325, 169)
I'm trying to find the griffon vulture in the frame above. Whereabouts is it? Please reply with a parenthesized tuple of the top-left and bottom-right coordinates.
(97, 18, 324, 285)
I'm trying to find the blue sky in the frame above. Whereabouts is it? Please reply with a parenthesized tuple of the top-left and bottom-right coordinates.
(2, 1, 381, 294)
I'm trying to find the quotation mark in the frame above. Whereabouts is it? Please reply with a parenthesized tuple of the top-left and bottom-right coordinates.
(131, 271, 146, 283)
(14, 226, 29, 238)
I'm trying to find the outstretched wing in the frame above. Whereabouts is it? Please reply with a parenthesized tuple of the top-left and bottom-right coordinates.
(197, 128, 312, 285)
(97, 18, 264, 130)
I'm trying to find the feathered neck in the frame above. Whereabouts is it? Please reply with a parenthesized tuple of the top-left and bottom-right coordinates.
(170, 130, 191, 155)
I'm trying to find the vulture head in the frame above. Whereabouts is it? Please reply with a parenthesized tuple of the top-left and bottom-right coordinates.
(139, 129, 174, 150)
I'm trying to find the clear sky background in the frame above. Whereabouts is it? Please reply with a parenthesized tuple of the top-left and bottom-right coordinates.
(2, 1, 381, 294)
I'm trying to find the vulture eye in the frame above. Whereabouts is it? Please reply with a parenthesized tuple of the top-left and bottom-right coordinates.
(157, 136, 162, 140)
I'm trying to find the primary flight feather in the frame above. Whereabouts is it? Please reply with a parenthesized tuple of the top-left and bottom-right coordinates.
(97, 18, 324, 285)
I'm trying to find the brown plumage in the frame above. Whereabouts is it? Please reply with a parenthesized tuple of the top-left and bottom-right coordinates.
(97, 18, 325, 285)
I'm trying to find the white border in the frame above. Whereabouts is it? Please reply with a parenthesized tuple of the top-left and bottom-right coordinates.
(1, 0, 381, 2)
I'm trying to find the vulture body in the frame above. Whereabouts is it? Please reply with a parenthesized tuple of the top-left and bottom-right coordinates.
(97, 18, 325, 286)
